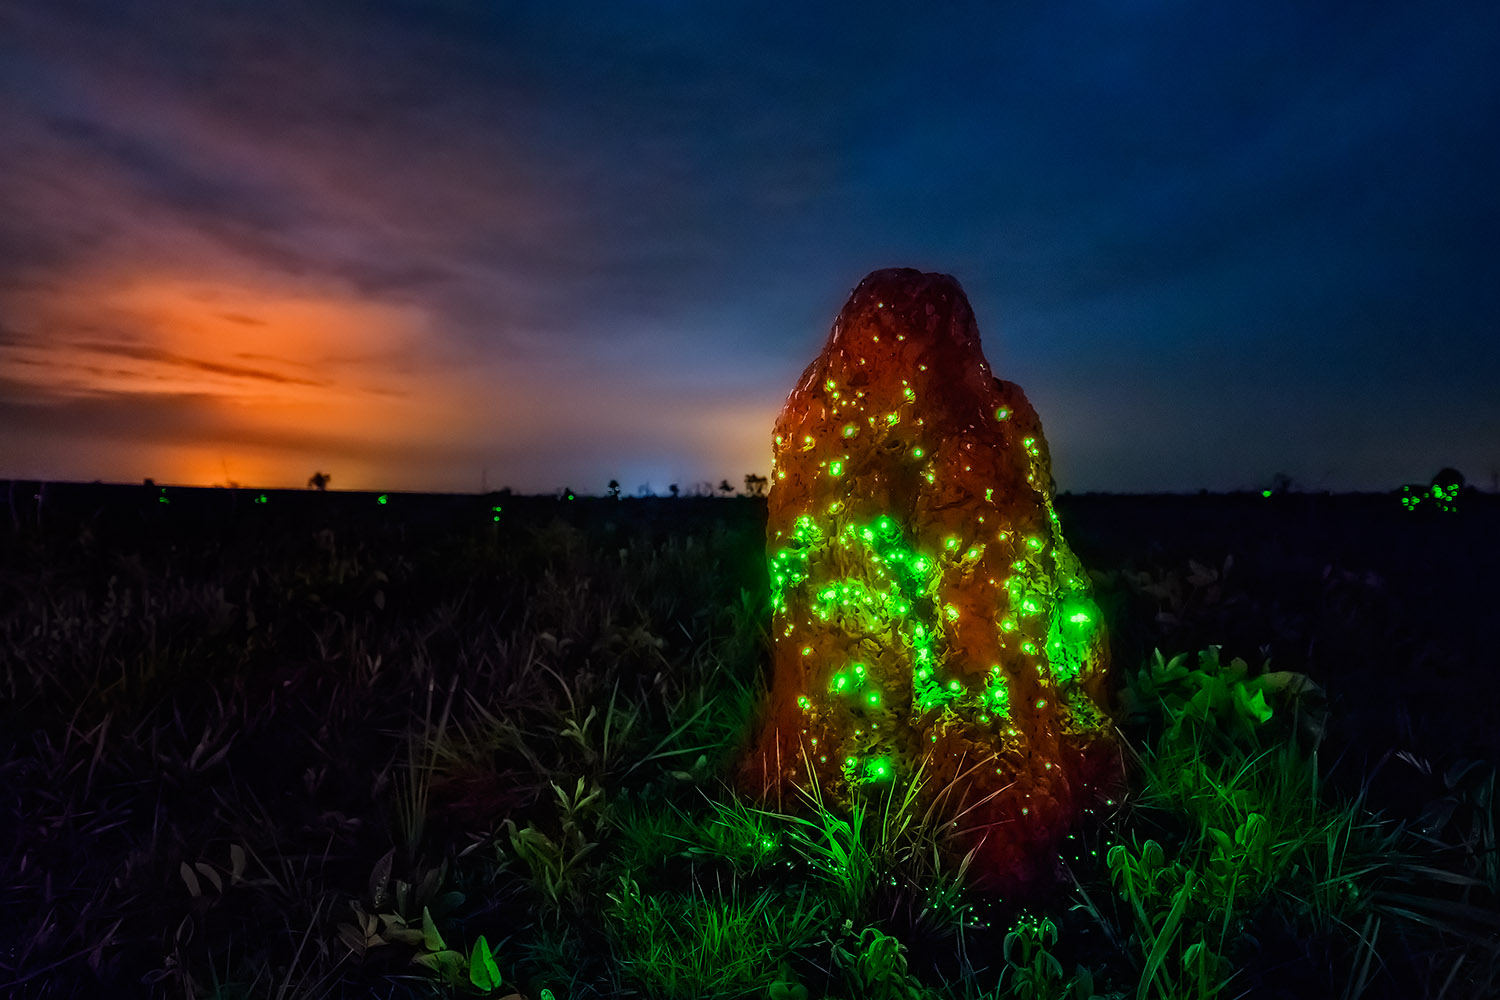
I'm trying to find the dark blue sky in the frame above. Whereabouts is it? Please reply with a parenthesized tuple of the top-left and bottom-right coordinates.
(2, 1, 1497, 493)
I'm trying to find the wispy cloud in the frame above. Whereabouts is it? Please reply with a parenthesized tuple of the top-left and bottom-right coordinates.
(2, 0, 1496, 491)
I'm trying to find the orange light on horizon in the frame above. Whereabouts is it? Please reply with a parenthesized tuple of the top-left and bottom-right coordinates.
(1, 268, 488, 490)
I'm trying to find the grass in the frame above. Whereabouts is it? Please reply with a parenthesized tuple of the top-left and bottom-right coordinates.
(1, 489, 1496, 998)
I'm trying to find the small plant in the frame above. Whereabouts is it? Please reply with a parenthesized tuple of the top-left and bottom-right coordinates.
(1121, 646, 1320, 748)
(1002, 915, 1105, 1000)
(502, 777, 604, 918)
(830, 924, 932, 1000)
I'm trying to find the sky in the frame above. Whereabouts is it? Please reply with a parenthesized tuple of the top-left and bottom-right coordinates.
(2, 1, 1497, 495)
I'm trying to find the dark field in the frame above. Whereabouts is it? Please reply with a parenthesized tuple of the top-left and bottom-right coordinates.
(2, 483, 1497, 999)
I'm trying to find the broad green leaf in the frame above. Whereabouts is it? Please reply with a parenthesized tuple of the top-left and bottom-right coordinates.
(469, 934, 501, 992)
(1235, 684, 1273, 725)
(421, 906, 446, 952)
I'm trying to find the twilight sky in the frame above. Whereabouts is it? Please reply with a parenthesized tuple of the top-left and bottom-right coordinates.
(2, 1, 1497, 494)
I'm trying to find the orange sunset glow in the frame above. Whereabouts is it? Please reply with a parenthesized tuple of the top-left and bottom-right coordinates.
(3, 1, 1497, 494)
(1, 269, 488, 491)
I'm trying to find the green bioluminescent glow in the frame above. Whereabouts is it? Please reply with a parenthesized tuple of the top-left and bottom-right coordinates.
(1399, 482, 1461, 514)
(750, 269, 1121, 892)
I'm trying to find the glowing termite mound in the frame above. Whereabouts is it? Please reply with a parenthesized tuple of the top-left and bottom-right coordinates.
(738, 268, 1118, 894)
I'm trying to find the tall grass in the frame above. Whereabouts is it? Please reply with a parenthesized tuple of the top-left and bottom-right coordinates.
(2, 497, 1496, 998)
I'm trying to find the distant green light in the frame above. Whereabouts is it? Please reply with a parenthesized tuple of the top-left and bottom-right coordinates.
(829, 460, 844, 477)
(1068, 611, 1091, 624)
(842, 424, 859, 438)
(1261, 489, 1272, 498)
(912, 447, 925, 459)
(995, 407, 1010, 421)
(377, 494, 388, 505)
(254, 493, 268, 504)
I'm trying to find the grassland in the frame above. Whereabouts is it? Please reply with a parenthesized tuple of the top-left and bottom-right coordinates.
(1, 485, 1496, 998)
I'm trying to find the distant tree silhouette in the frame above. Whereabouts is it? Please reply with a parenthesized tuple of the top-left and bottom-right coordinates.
(669, 483, 680, 498)
(718, 479, 734, 497)
(744, 474, 768, 497)
(308, 471, 331, 491)
(607, 479, 621, 500)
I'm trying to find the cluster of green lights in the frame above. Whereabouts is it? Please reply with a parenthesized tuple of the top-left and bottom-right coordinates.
(985, 667, 1011, 713)
(769, 374, 1117, 787)
(911, 620, 959, 712)
(491, 504, 503, 522)
(840, 754, 894, 784)
(1042, 595, 1099, 686)
(1399, 483, 1460, 513)
(770, 515, 822, 612)
(254, 493, 268, 504)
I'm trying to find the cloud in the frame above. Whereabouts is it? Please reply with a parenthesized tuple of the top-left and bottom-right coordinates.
(75, 342, 327, 387)
(1, 0, 1496, 492)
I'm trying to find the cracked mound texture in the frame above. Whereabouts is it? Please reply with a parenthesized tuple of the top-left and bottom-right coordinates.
(739, 268, 1119, 894)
